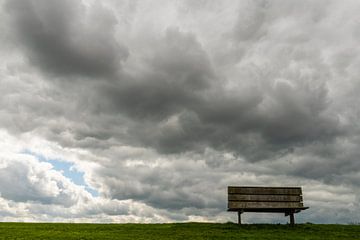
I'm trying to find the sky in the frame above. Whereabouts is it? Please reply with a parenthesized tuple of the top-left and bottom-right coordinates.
(0, 0, 359, 224)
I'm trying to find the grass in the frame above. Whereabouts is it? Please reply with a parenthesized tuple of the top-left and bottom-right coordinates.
(0, 222, 359, 240)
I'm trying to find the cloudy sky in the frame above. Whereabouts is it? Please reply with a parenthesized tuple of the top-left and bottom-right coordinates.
(0, 0, 359, 224)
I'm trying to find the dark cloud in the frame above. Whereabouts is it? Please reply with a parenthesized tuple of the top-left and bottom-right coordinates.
(91, 28, 340, 161)
(4, 0, 343, 162)
(102, 28, 214, 119)
(5, 0, 128, 78)
(92, 150, 227, 211)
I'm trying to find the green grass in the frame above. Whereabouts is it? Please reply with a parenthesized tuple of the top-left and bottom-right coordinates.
(0, 222, 359, 240)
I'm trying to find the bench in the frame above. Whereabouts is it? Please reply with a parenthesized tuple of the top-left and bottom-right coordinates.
(228, 186, 309, 226)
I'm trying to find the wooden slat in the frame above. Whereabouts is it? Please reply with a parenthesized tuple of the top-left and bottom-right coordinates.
(228, 186, 302, 195)
(227, 207, 308, 213)
(228, 194, 302, 202)
(228, 201, 304, 209)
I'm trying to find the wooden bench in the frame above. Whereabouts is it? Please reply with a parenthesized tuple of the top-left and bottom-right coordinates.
(228, 186, 309, 226)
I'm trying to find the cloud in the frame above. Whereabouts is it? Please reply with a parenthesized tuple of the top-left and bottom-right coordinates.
(94, 25, 341, 160)
(5, 0, 128, 78)
(233, 0, 267, 41)
(0, 0, 360, 223)
(0, 152, 92, 206)
(0, 131, 189, 222)
(3, 0, 343, 160)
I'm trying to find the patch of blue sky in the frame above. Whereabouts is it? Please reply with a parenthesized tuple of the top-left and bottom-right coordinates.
(21, 149, 99, 197)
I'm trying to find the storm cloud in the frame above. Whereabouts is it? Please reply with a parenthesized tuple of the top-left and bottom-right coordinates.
(0, 0, 360, 223)
(5, 0, 128, 77)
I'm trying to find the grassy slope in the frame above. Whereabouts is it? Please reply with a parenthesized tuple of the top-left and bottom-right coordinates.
(0, 222, 359, 240)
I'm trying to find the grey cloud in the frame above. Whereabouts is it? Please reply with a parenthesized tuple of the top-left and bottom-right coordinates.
(102, 28, 214, 120)
(96, 162, 225, 210)
(288, 138, 360, 187)
(259, 81, 340, 144)
(4, 0, 343, 161)
(124, 80, 339, 161)
(1, 0, 360, 223)
(89, 145, 360, 224)
(94, 27, 340, 160)
(234, 0, 268, 41)
(5, 0, 128, 78)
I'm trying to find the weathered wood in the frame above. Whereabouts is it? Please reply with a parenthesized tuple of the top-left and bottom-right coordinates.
(228, 194, 302, 202)
(228, 207, 308, 213)
(228, 186, 302, 195)
(227, 186, 308, 225)
(228, 201, 304, 209)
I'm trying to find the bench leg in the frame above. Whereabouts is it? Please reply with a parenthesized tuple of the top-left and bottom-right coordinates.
(289, 212, 295, 226)
(237, 210, 244, 225)
(285, 210, 295, 226)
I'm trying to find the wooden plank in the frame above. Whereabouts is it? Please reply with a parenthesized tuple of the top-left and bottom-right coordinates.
(227, 207, 308, 213)
(228, 194, 302, 202)
(228, 201, 304, 209)
(228, 186, 302, 195)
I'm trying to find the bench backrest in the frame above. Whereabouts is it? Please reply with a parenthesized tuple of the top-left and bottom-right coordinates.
(228, 186, 305, 211)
